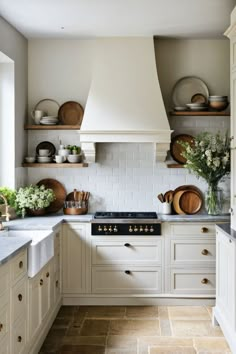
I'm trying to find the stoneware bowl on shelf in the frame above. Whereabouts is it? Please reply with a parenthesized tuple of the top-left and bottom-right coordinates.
(208, 96, 228, 111)
(25, 156, 36, 163)
(67, 154, 82, 163)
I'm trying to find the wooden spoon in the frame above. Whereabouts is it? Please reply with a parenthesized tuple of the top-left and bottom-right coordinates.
(157, 193, 164, 203)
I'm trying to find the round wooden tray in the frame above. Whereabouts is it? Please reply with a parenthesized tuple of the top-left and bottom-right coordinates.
(58, 101, 84, 125)
(37, 178, 66, 213)
(170, 134, 194, 164)
(179, 190, 202, 214)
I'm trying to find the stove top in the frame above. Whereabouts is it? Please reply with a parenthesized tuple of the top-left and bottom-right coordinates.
(94, 211, 158, 219)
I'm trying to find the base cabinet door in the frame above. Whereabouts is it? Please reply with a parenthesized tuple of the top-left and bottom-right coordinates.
(41, 264, 51, 322)
(28, 274, 41, 340)
(11, 317, 27, 354)
(62, 224, 86, 294)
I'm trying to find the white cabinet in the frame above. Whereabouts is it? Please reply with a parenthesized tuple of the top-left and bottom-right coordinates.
(62, 223, 87, 294)
(165, 222, 217, 295)
(213, 226, 236, 353)
(28, 272, 41, 339)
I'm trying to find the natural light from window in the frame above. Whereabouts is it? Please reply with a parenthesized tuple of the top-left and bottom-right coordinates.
(0, 51, 14, 188)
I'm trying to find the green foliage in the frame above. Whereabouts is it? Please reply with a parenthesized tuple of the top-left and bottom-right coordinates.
(15, 185, 55, 218)
(0, 187, 17, 208)
(179, 132, 230, 184)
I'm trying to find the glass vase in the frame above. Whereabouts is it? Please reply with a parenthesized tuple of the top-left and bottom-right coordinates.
(205, 184, 223, 215)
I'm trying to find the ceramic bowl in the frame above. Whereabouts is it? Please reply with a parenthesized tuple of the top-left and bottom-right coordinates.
(37, 156, 52, 163)
(208, 100, 229, 111)
(25, 156, 36, 163)
(38, 149, 50, 156)
(67, 154, 82, 163)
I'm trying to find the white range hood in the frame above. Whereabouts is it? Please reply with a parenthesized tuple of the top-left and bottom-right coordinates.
(80, 37, 172, 162)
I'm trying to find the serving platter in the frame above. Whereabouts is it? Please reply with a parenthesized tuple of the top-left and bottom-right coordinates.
(58, 101, 84, 125)
(172, 76, 209, 107)
(37, 178, 66, 213)
(170, 134, 194, 164)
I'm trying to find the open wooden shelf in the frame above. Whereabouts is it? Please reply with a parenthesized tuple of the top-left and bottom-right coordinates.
(167, 163, 185, 168)
(169, 111, 230, 116)
(22, 163, 88, 168)
(24, 125, 81, 130)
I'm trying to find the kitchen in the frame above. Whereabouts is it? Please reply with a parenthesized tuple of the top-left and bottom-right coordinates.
(0, 0, 236, 353)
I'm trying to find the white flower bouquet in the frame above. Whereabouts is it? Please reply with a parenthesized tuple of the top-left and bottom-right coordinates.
(179, 132, 230, 214)
(16, 184, 55, 217)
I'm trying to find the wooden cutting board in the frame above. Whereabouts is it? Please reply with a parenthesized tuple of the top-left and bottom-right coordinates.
(170, 134, 194, 164)
(172, 190, 186, 215)
(37, 178, 66, 213)
(179, 190, 203, 214)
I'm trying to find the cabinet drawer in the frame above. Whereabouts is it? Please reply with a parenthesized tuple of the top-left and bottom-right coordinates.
(92, 240, 162, 265)
(11, 276, 27, 323)
(171, 240, 216, 265)
(171, 224, 216, 236)
(170, 268, 215, 295)
(11, 250, 27, 284)
(11, 317, 27, 354)
(0, 297, 9, 342)
(92, 266, 162, 294)
(0, 263, 9, 296)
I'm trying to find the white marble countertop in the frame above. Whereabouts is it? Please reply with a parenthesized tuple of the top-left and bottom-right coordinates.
(159, 214, 230, 222)
(216, 223, 236, 241)
(0, 236, 31, 265)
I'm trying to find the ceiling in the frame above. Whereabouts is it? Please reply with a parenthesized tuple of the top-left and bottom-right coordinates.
(0, 0, 235, 39)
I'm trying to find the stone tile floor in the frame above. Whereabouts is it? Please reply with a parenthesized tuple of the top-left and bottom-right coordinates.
(39, 306, 231, 354)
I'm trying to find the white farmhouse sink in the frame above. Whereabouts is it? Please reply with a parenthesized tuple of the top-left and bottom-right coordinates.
(6, 230, 54, 277)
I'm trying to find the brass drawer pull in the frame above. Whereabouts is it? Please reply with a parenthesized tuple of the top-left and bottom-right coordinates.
(125, 270, 131, 275)
(19, 261, 23, 269)
(18, 294, 23, 301)
(0, 323, 3, 331)
(201, 227, 209, 233)
(201, 278, 208, 284)
(40, 279, 43, 286)
(17, 336, 22, 343)
(201, 249, 209, 255)
(46, 272, 50, 278)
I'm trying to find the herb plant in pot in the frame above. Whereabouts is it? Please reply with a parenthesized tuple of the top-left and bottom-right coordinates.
(15, 185, 55, 217)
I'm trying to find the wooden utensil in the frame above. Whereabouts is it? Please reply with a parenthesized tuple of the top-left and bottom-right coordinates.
(37, 178, 66, 213)
(157, 193, 165, 203)
(164, 190, 174, 203)
(179, 190, 203, 214)
(170, 134, 195, 164)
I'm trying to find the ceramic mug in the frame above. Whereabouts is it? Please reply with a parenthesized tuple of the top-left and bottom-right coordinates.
(54, 155, 66, 163)
(31, 110, 46, 125)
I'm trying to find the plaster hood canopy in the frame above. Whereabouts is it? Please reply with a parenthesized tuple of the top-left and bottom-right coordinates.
(80, 37, 172, 162)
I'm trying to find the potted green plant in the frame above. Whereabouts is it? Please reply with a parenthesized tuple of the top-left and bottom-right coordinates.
(15, 184, 55, 217)
(0, 186, 17, 219)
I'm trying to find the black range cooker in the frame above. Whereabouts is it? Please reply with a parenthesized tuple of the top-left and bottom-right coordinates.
(91, 212, 161, 236)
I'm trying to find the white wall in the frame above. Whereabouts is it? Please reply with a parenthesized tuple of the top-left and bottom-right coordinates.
(155, 38, 230, 112)
(0, 16, 28, 187)
(27, 38, 230, 213)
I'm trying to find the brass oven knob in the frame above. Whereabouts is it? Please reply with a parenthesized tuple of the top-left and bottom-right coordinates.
(113, 226, 118, 232)
(134, 226, 138, 232)
(98, 225, 102, 232)
(150, 226, 154, 233)
(201, 278, 208, 284)
(18, 294, 23, 302)
(103, 226, 107, 232)
(144, 226, 149, 232)
(109, 226, 113, 232)
(201, 227, 209, 233)
(139, 226, 143, 232)
(129, 226, 133, 233)
(201, 249, 208, 255)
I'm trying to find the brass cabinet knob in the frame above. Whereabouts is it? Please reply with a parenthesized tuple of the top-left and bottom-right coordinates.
(40, 279, 43, 286)
(56, 280, 59, 288)
(201, 278, 208, 284)
(125, 270, 131, 275)
(19, 261, 23, 269)
(0, 323, 3, 331)
(18, 294, 23, 301)
(17, 336, 22, 342)
(124, 243, 130, 247)
(201, 227, 209, 233)
(201, 249, 208, 255)
(46, 272, 50, 278)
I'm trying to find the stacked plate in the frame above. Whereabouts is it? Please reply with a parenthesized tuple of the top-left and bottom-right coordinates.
(37, 156, 52, 163)
(40, 116, 59, 125)
(186, 103, 208, 111)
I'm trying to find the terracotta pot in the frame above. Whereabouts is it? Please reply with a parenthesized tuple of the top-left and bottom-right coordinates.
(27, 208, 46, 216)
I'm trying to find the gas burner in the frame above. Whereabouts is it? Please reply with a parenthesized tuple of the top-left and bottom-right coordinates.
(94, 211, 158, 219)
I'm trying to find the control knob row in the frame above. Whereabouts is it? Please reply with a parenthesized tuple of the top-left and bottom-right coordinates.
(98, 225, 118, 232)
(129, 225, 154, 233)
